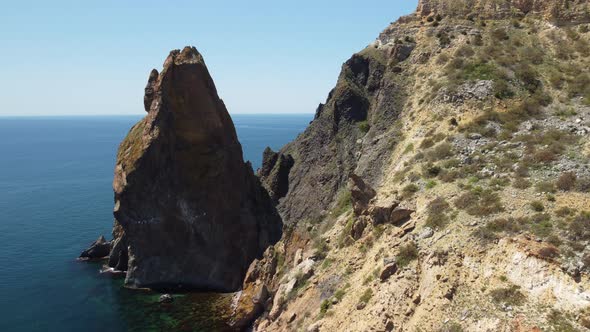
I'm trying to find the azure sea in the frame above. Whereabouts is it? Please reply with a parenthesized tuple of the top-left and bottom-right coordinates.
(0, 114, 311, 332)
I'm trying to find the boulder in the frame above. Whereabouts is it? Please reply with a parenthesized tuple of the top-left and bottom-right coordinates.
(79, 236, 110, 260)
(293, 248, 303, 267)
(230, 283, 269, 329)
(243, 247, 278, 285)
(367, 200, 414, 226)
(389, 208, 414, 225)
(349, 174, 376, 215)
(158, 294, 173, 303)
(390, 43, 415, 62)
(418, 227, 434, 240)
(351, 217, 368, 240)
(282, 258, 315, 284)
(106, 46, 282, 292)
(307, 321, 322, 332)
(269, 278, 297, 319)
(380, 263, 398, 282)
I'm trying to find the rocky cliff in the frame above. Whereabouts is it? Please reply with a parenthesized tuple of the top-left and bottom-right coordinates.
(105, 46, 282, 292)
(239, 0, 590, 330)
(416, 0, 590, 24)
(261, 40, 411, 226)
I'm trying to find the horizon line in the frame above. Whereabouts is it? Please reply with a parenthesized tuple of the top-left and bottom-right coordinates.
(0, 112, 316, 118)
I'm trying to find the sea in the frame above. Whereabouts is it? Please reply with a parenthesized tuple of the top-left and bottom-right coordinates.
(0, 114, 312, 332)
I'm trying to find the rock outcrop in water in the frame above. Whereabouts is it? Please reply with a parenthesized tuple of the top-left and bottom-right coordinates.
(79, 235, 111, 260)
(105, 46, 282, 292)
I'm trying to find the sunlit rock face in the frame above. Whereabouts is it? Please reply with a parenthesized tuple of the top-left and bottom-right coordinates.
(416, 0, 590, 24)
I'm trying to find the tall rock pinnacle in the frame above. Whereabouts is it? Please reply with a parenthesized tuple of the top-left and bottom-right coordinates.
(108, 46, 282, 292)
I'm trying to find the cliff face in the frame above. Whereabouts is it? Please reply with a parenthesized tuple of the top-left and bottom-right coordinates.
(416, 0, 590, 24)
(243, 1, 590, 331)
(262, 44, 412, 226)
(107, 47, 282, 292)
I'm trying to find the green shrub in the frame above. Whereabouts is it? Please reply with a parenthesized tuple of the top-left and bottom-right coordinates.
(462, 62, 498, 81)
(538, 245, 560, 259)
(529, 214, 554, 238)
(474, 217, 521, 242)
(555, 207, 575, 217)
(333, 288, 347, 302)
(454, 188, 503, 216)
(440, 322, 464, 332)
(373, 224, 385, 240)
(567, 73, 590, 99)
(489, 177, 510, 189)
(313, 237, 330, 260)
(556, 172, 577, 191)
(547, 310, 578, 332)
(396, 242, 419, 267)
(521, 46, 544, 65)
(576, 177, 590, 192)
(359, 288, 373, 304)
(490, 285, 526, 306)
(494, 80, 514, 99)
(426, 142, 454, 161)
(532, 148, 559, 163)
(569, 211, 590, 240)
(320, 299, 331, 316)
(402, 184, 419, 198)
(535, 181, 556, 193)
(425, 197, 451, 229)
(487, 218, 521, 233)
(439, 169, 459, 183)
(420, 138, 435, 149)
(428, 197, 450, 215)
(455, 45, 475, 58)
(422, 163, 442, 178)
(358, 121, 370, 134)
(426, 214, 450, 229)
(530, 201, 545, 212)
(491, 28, 509, 41)
(337, 218, 355, 248)
(515, 64, 541, 93)
(425, 180, 438, 189)
(333, 189, 352, 216)
(513, 177, 531, 189)
(437, 31, 451, 47)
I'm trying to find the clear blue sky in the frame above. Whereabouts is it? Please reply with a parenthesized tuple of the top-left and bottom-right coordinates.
(0, 0, 418, 116)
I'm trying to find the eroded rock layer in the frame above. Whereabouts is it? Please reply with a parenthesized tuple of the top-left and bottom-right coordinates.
(417, 0, 590, 24)
(108, 46, 282, 292)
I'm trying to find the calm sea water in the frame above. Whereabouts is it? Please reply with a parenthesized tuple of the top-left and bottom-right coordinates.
(0, 114, 311, 332)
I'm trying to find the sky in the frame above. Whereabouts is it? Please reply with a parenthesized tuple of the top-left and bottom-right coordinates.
(0, 0, 418, 116)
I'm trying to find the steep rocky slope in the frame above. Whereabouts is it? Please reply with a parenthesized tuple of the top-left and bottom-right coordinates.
(105, 47, 282, 292)
(239, 0, 590, 330)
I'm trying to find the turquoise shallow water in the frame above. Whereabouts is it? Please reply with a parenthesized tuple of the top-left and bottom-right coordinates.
(0, 114, 311, 332)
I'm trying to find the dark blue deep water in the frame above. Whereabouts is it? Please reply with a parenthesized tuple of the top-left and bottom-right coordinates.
(0, 114, 311, 332)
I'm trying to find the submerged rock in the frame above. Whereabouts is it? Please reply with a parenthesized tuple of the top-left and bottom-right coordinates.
(79, 235, 110, 259)
(159, 294, 173, 303)
(106, 46, 282, 292)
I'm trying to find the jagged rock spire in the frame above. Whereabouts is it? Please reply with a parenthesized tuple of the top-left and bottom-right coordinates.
(108, 46, 282, 292)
